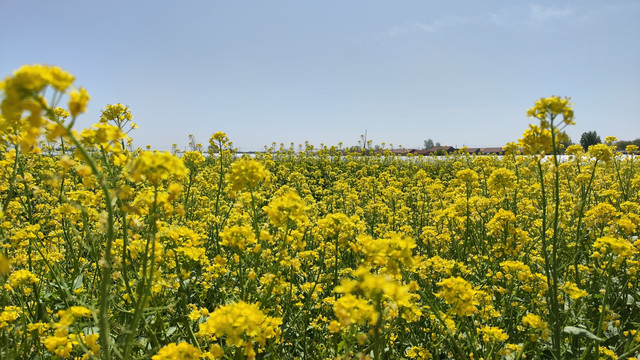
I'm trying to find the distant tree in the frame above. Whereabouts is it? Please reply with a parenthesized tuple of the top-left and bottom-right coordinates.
(580, 131, 601, 151)
(423, 139, 434, 150)
(616, 138, 640, 151)
(435, 141, 441, 147)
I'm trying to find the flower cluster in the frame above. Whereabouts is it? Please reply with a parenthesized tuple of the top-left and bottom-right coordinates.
(197, 301, 282, 359)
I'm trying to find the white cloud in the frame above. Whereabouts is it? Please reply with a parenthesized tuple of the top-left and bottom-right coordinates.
(415, 17, 468, 33)
(385, 3, 592, 38)
(529, 4, 574, 22)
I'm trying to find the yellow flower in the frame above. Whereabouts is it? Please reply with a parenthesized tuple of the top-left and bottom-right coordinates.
(8, 269, 39, 287)
(211, 131, 228, 142)
(598, 346, 617, 359)
(526, 96, 574, 126)
(566, 144, 585, 156)
(82, 333, 100, 358)
(522, 313, 547, 331)
(436, 276, 477, 317)
(56, 306, 92, 328)
(219, 224, 256, 250)
(406, 346, 433, 359)
(198, 301, 282, 350)
(43, 328, 73, 357)
(519, 124, 552, 155)
(562, 282, 588, 300)
(317, 212, 359, 243)
(477, 326, 509, 343)
(1, 65, 74, 121)
(152, 342, 201, 360)
(503, 142, 520, 154)
(209, 343, 224, 358)
(328, 320, 341, 333)
(128, 151, 187, 185)
(487, 168, 517, 193)
(209, 131, 230, 152)
(588, 143, 613, 162)
(68, 86, 90, 117)
(0, 254, 10, 275)
(263, 189, 308, 228)
(80, 122, 125, 146)
(357, 233, 417, 274)
(336, 266, 421, 321)
(0, 306, 21, 329)
(594, 236, 635, 259)
(182, 151, 206, 168)
(226, 157, 269, 193)
(456, 169, 479, 184)
(333, 294, 378, 329)
(486, 209, 517, 236)
(100, 103, 133, 124)
(27, 321, 50, 335)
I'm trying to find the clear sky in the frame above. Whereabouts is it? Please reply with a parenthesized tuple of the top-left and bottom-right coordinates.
(2, 1, 639, 151)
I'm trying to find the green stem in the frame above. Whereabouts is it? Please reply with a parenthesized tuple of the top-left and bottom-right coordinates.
(39, 98, 118, 359)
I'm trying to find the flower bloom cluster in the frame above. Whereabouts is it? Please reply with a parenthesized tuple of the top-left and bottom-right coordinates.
(436, 276, 478, 317)
(226, 158, 269, 192)
(152, 342, 201, 360)
(263, 189, 308, 228)
(127, 151, 187, 185)
(197, 301, 282, 359)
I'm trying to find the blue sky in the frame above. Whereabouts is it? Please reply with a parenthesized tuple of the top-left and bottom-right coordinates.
(1, 1, 639, 151)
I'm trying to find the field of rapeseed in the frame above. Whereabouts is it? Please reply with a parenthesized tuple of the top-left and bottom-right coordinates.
(1, 65, 639, 360)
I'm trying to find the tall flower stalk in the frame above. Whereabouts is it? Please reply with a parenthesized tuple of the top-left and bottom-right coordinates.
(520, 96, 575, 358)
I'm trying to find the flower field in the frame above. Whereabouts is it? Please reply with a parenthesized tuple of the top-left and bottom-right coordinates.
(1, 65, 639, 359)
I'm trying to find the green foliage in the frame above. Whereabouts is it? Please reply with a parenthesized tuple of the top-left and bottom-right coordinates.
(580, 131, 601, 151)
(616, 138, 640, 151)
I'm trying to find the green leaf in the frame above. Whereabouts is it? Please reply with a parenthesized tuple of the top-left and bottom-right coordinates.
(166, 326, 177, 335)
(72, 275, 83, 290)
(563, 326, 603, 342)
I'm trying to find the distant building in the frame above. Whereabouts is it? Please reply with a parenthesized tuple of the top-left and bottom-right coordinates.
(479, 147, 505, 155)
(389, 148, 412, 155)
(420, 146, 457, 155)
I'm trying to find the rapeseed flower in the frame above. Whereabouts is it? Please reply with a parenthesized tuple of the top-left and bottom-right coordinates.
(127, 151, 187, 185)
(588, 143, 613, 162)
(562, 281, 588, 300)
(197, 301, 282, 355)
(0, 306, 21, 330)
(226, 158, 269, 192)
(357, 233, 417, 274)
(67, 87, 90, 117)
(43, 328, 73, 357)
(436, 276, 477, 317)
(522, 313, 548, 332)
(152, 342, 201, 360)
(8, 269, 39, 287)
(219, 224, 256, 250)
(264, 188, 308, 228)
(477, 326, 509, 343)
(333, 294, 378, 328)
(594, 236, 635, 259)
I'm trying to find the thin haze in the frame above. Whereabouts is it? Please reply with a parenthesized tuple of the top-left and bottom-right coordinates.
(1, 1, 639, 151)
